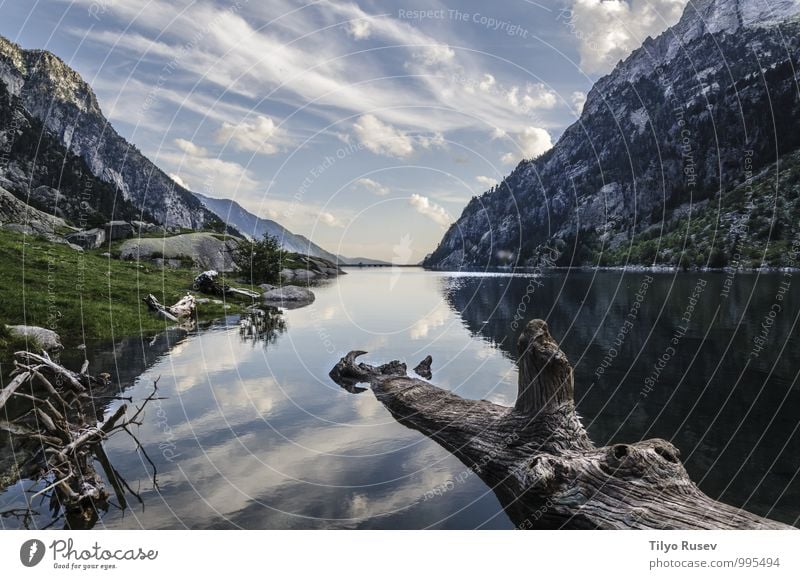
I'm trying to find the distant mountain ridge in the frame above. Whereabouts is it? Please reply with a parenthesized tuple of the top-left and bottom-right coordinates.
(0, 34, 365, 263)
(194, 192, 388, 265)
(425, 0, 800, 269)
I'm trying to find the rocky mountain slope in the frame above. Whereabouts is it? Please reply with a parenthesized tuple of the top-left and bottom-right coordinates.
(194, 192, 338, 259)
(0, 34, 355, 263)
(0, 35, 222, 229)
(0, 72, 154, 227)
(425, 0, 800, 269)
(195, 192, 389, 265)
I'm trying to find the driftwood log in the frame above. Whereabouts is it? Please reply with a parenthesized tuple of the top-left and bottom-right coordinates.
(144, 293, 197, 322)
(193, 270, 260, 300)
(330, 319, 794, 530)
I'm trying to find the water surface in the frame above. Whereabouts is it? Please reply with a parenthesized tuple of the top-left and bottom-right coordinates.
(1, 268, 797, 529)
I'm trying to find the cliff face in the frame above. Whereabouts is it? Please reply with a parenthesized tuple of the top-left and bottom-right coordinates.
(425, 0, 800, 268)
(0, 36, 221, 229)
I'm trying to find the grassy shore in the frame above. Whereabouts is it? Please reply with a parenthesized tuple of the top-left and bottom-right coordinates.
(0, 228, 236, 360)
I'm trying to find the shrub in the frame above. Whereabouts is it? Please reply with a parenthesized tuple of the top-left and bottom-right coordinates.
(232, 233, 284, 285)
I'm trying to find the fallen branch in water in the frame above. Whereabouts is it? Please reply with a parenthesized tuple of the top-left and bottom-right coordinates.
(330, 319, 794, 530)
(0, 352, 160, 528)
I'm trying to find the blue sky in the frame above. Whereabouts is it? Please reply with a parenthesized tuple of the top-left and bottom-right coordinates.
(0, 0, 688, 260)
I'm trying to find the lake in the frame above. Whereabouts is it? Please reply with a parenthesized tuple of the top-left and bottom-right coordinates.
(1, 268, 798, 529)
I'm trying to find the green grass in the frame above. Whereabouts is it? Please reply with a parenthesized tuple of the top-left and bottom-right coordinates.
(0, 229, 238, 359)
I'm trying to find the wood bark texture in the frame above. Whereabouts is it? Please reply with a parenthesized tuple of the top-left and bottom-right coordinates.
(330, 319, 794, 530)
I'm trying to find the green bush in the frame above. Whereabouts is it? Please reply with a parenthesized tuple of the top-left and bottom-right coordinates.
(232, 233, 285, 285)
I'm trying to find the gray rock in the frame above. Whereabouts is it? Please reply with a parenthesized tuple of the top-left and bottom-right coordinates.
(259, 283, 276, 292)
(119, 233, 238, 271)
(279, 268, 296, 280)
(6, 325, 63, 351)
(66, 227, 106, 249)
(290, 269, 317, 283)
(2, 223, 34, 235)
(104, 221, 134, 241)
(262, 285, 315, 307)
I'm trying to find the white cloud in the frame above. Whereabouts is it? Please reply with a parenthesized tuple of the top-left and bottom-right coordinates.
(476, 176, 498, 188)
(409, 194, 451, 227)
(517, 126, 553, 158)
(571, 90, 588, 114)
(215, 115, 284, 155)
(163, 138, 262, 197)
(319, 211, 345, 228)
(169, 173, 189, 189)
(414, 44, 455, 66)
(353, 178, 390, 196)
(499, 126, 553, 165)
(353, 114, 414, 158)
(568, 0, 689, 74)
(347, 19, 372, 40)
(418, 132, 446, 150)
(501, 152, 517, 166)
(174, 138, 208, 157)
(479, 74, 496, 92)
(507, 83, 559, 111)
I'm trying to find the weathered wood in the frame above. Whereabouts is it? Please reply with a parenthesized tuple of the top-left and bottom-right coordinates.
(0, 371, 30, 411)
(193, 270, 259, 300)
(413, 355, 433, 379)
(1, 352, 158, 528)
(144, 294, 196, 322)
(330, 319, 794, 530)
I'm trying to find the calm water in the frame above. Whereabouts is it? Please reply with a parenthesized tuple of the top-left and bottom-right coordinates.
(1, 268, 798, 529)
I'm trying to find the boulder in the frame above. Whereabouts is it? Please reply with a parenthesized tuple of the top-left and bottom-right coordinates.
(66, 228, 106, 250)
(291, 269, 317, 283)
(262, 285, 315, 308)
(6, 325, 63, 351)
(104, 221, 134, 241)
(119, 233, 237, 271)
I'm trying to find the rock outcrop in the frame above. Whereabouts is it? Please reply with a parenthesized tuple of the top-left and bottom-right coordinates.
(425, 0, 800, 268)
(119, 233, 238, 271)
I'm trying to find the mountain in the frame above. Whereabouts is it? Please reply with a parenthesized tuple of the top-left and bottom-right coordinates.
(194, 192, 338, 258)
(194, 192, 389, 265)
(0, 73, 153, 227)
(0, 35, 223, 229)
(425, 0, 800, 269)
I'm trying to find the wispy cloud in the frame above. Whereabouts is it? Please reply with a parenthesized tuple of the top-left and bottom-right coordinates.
(353, 114, 414, 158)
(409, 194, 451, 227)
(353, 178, 390, 196)
(215, 115, 287, 155)
(476, 175, 498, 188)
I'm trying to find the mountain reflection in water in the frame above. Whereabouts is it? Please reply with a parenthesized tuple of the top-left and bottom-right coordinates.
(1, 268, 796, 529)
